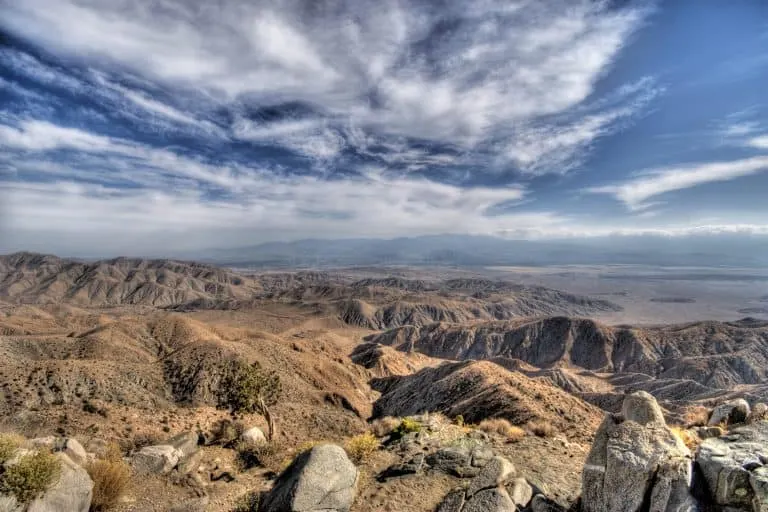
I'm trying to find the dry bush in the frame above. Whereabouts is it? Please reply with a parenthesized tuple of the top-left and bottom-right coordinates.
(670, 426, 701, 451)
(682, 406, 711, 428)
(87, 459, 132, 511)
(232, 491, 260, 512)
(527, 420, 556, 438)
(236, 440, 286, 473)
(370, 417, 400, 438)
(478, 419, 525, 442)
(345, 433, 379, 465)
(0, 450, 61, 503)
(0, 433, 25, 464)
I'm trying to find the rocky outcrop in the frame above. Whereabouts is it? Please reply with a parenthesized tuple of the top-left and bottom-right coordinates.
(437, 455, 528, 512)
(258, 444, 358, 512)
(697, 421, 768, 511)
(28, 437, 88, 466)
(581, 391, 696, 512)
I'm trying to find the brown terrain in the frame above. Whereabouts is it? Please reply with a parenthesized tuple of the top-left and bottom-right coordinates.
(0, 252, 766, 511)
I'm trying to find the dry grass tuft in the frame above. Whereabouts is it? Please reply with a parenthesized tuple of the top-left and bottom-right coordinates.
(236, 440, 286, 473)
(232, 491, 260, 512)
(0, 450, 61, 503)
(682, 406, 711, 428)
(87, 458, 132, 511)
(477, 418, 526, 441)
(0, 433, 25, 464)
(345, 433, 379, 465)
(370, 417, 401, 438)
(670, 426, 701, 451)
(527, 420, 556, 438)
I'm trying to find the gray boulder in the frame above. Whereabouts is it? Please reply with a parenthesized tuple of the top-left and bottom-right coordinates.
(582, 392, 696, 512)
(28, 437, 88, 466)
(27, 453, 93, 512)
(530, 494, 568, 512)
(258, 444, 358, 512)
(697, 421, 768, 511)
(462, 488, 516, 512)
(622, 390, 666, 425)
(132, 445, 183, 475)
(426, 441, 493, 478)
(241, 427, 267, 445)
(466, 456, 515, 497)
(709, 399, 751, 427)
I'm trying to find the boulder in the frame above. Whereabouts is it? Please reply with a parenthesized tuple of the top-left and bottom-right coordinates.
(582, 392, 696, 512)
(697, 421, 768, 511)
(28, 437, 88, 466)
(426, 442, 494, 478)
(378, 454, 425, 480)
(508, 477, 533, 507)
(709, 399, 751, 427)
(462, 488, 516, 512)
(241, 427, 267, 445)
(466, 456, 515, 497)
(621, 390, 666, 425)
(167, 431, 200, 460)
(132, 445, 183, 475)
(530, 494, 568, 512)
(27, 453, 93, 512)
(436, 490, 465, 512)
(258, 444, 358, 512)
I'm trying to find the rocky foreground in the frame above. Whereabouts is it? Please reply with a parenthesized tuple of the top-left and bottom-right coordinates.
(1, 392, 767, 511)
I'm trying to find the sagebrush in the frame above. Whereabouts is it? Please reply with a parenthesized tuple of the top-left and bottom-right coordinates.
(345, 433, 379, 464)
(0, 433, 24, 464)
(0, 450, 61, 503)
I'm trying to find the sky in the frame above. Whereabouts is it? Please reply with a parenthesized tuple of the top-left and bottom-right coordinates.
(1, 0, 768, 257)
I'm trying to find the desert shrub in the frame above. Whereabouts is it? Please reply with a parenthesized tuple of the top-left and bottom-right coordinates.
(236, 440, 285, 473)
(370, 417, 400, 438)
(454, 415, 465, 427)
(478, 418, 526, 442)
(670, 426, 701, 451)
(232, 491, 260, 512)
(0, 433, 24, 464)
(0, 450, 61, 503)
(87, 459, 132, 511)
(220, 360, 281, 439)
(210, 419, 245, 446)
(345, 433, 379, 464)
(527, 420, 556, 438)
(682, 406, 711, 428)
(392, 418, 422, 439)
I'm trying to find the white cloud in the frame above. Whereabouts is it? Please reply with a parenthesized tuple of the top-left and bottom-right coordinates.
(589, 156, 768, 210)
(0, 0, 654, 173)
(0, 120, 120, 152)
(749, 135, 768, 149)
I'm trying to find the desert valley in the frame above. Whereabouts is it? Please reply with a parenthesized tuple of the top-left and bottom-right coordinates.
(0, 252, 767, 511)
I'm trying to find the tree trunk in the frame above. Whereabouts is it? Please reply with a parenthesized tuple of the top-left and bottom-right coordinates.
(259, 396, 276, 441)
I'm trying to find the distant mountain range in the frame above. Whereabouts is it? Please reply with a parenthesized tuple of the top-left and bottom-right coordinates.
(190, 234, 768, 268)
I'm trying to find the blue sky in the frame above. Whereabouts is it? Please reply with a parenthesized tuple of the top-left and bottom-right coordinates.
(0, 0, 767, 256)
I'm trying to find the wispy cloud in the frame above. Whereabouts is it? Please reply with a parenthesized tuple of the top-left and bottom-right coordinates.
(589, 156, 768, 210)
(0, 0, 655, 174)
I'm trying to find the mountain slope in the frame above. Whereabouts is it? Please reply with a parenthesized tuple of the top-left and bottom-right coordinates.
(0, 252, 261, 307)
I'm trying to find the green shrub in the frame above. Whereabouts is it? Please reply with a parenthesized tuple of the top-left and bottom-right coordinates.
(236, 440, 285, 473)
(0, 433, 24, 464)
(392, 418, 422, 439)
(220, 360, 281, 439)
(0, 450, 61, 503)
